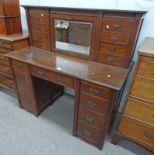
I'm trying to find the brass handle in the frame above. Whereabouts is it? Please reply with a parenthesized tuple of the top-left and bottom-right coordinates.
(111, 36, 117, 42)
(84, 129, 92, 136)
(108, 48, 116, 53)
(0, 40, 4, 45)
(57, 77, 65, 84)
(144, 131, 154, 139)
(38, 70, 46, 77)
(112, 24, 120, 30)
(16, 64, 23, 69)
(88, 88, 99, 95)
(107, 56, 113, 62)
(87, 101, 96, 108)
(85, 115, 94, 122)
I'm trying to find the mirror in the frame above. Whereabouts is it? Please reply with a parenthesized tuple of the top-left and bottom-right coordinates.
(54, 19, 92, 56)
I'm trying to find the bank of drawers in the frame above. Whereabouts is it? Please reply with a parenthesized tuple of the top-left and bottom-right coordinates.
(77, 81, 113, 147)
(28, 9, 50, 50)
(11, 60, 37, 114)
(97, 16, 136, 68)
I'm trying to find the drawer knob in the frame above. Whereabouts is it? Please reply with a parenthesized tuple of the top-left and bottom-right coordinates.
(108, 48, 116, 53)
(85, 115, 94, 122)
(38, 70, 46, 77)
(112, 24, 120, 30)
(41, 14, 44, 17)
(16, 64, 23, 69)
(87, 101, 96, 108)
(107, 56, 113, 62)
(88, 88, 99, 95)
(84, 129, 92, 136)
(57, 77, 65, 84)
(144, 131, 154, 139)
(111, 36, 117, 42)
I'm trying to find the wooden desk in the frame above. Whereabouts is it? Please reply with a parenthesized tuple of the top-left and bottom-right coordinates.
(6, 46, 128, 149)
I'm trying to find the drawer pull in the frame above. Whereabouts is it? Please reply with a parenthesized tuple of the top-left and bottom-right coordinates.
(57, 77, 65, 84)
(38, 70, 46, 77)
(85, 115, 94, 122)
(88, 88, 99, 95)
(16, 63, 23, 69)
(144, 131, 154, 139)
(111, 36, 117, 42)
(108, 48, 116, 53)
(0, 40, 4, 45)
(107, 56, 113, 62)
(84, 129, 92, 136)
(87, 101, 96, 108)
(112, 24, 120, 30)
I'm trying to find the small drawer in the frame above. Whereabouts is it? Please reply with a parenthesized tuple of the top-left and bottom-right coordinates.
(137, 56, 154, 78)
(31, 32, 49, 42)
(124, 97, 154, 125)
(130, 76, 154, 104)
(31, 66, 75, 88)
(102, 18, 134, 33)
(100, 32, 130, 46)
(77, 120, 102, 145)
(118, 116, 154, 147)
(80, 81, 112, 100)
(97, 53, 130, 68)
(0, 40, 12, 50)
(29, 12, 49, 24)
(30, 24, 49, 33)
(99, 43, 130, 57)
(80, 92, 109, 115)
(32, 40, 50, 50)
(79, 108, 106, 128)
(0, 63, 11, 74)
(0, 75, 15, 89)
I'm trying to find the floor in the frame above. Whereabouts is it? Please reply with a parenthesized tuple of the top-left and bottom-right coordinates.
(0, 88, 153, 155)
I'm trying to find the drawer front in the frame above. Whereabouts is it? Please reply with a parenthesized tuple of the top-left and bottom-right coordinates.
(77, 120, 102, 145)
(32, 40, 50, 50)
(31, 66, 75, 88)
(31, 32, 49, 42)
(100, 32, 130, 46)
(119, 116, 154, 147)
(0, 75, 15, 89)
(98, 53, 130, 68)
(137, 56, 154, 78)
(79, 108, 106, 128)
(124, 97, 154, 125)
(0, 53, 9, 62)
(31, 24, 48, 33)
(130, 76, 154, 103)
(0, 63, 11, 75)
(0, 40, 12, 50)
(80, 92, 109, 115)
(29, 12, 49, 24)
(99, 43, 130, 57)
(81, 81, 112, 100)
(102, 18, 134, 33)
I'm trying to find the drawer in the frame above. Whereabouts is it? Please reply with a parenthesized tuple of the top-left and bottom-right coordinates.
(0, 48, 11, 54)
(99, 43, 130, 57)
(77, 120, 102, 145)
(31, 32, 49, 42)
(0, 40, 12, 50)
(130, 76, 154, 103)
(81, 81, 112, 100)
(0, 75, 15, 89)
(30, 24, 49, 33)
(118, 116, 154, 147)
(29, 12, 49, 24)
(79, 107, 106, 128)
(102, 18, 134, 33)
(124, 97, 154, 125)
(100, 32, 130, 46)
(80, 92, 109, 115)
(31, 66, 75, 88)
(0, 63, 11, 74)
(32, 40, 50, 50)
(97, 53, 130, 68)
(137, 56, 154, 78)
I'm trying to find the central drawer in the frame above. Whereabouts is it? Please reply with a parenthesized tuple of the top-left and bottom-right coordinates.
(31, 65, 75, 88)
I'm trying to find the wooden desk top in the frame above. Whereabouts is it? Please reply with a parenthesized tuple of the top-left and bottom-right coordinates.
(139, 37, 154, 57)
(6, 47, 129, 90)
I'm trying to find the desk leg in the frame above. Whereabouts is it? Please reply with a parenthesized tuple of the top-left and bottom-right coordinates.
(73, 79, 80, 136)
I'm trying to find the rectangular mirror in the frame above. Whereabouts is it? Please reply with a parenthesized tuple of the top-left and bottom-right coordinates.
(54, 19, 92, 56)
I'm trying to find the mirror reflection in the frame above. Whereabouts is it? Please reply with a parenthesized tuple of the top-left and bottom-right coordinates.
(54, 19, 92, 56)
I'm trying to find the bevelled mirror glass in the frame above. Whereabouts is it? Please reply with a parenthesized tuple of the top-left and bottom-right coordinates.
(54, 19, 92, 56)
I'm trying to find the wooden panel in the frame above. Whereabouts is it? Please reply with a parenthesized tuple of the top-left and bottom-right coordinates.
(79, 92, 109, 115)
(124, 97, 154, 125)
(137, 56, 154, 78)
(31, 32, 49, 42)
(30, 23, 48, 33)
(32, 40, 50, 50)
(100, 32, 130, 46)
(31, 65, 75, 88)
(0, 63, 11, 75)
(130, 76, 154, 103)
(81, 81, 112, 99)
(118, 116, 154, 148)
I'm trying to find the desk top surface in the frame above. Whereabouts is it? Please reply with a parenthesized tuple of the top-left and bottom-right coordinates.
(6, 47, 129, 90)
